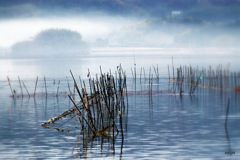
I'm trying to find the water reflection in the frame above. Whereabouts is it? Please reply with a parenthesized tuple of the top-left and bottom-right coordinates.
(126, 80, 240, 159)
(72, 132, 125, 159)
(1, 78, 240, 159)
(1, 56, 240, 159)
(225, 123, 232, 154)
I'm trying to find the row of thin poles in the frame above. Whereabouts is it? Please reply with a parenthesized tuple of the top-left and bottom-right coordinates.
(7, 76, 69, 98)
(172, 64, 240, 95)
(129, 62, 239, 96)
(7, 64, 240, 98)
(7, 76, 43, 97)
(131, 65, 161, 83)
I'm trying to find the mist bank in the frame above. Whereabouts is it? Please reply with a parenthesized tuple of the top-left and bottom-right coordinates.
(0, 16, 239, 59)
(93, 18, 240, 48)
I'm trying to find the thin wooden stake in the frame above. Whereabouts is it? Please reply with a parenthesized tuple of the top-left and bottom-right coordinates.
(68, 95, 96, 135)
(7, 76, 14, 96)
(22, 81, 30, 97)
(34, 76, 38, 96)
(18, 76, 23, 97)
(44, 76, 47, 97)
(56, 81, 60, 97)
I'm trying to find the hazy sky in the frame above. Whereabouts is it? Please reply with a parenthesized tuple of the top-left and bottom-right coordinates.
(0, 17, 137, 47)
(0, 0, 239, 48)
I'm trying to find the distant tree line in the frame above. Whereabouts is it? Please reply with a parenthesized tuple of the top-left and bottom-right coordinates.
(11, 29, 89, 58)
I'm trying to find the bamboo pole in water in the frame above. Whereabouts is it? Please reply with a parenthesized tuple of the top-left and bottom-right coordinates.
(95, 74, 104, 130)
(44, 76, 47, 97)
(66, 76, 71, 95)
(79, 76, 83, 89)
(172, 57, 175, 80)
(56, 81, 60, 97)
(143, 67, 146, 81)
(168, 64, 170, 81)
(131, 67, 134, 80)
(134, 66, 136, 83)
(68, 95, 96, 135)
(83, 81, 97, 131)
(22, 81, 30, 97)
(70, 70, 85, 106)
(18, 76, 23, 97)
(34, 76, 38, 96)
(140, 67, 142, 83)
(124, 75, 129, 113)
(7, 76, 14, 96)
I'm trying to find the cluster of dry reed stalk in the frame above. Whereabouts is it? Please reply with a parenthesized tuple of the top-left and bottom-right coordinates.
(42, 65, 128, 140)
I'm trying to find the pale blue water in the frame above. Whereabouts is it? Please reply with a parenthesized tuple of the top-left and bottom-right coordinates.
(0, 53, 240, 159)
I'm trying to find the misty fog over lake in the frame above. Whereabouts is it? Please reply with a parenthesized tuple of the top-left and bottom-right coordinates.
(0, 1, 240, 159)
(0, 0, 240, 58)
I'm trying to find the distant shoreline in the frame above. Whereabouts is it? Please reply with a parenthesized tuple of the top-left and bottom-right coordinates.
(1, 47, 239, 59)
(90, 47, 240, 57)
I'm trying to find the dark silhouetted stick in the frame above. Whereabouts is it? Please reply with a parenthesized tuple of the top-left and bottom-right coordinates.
(68, 95, 96, 135)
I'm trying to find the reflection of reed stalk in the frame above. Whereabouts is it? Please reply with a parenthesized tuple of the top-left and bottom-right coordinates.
(225, 99, 230, 128)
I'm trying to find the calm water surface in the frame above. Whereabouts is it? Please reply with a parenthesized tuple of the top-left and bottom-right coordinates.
(0, 53, 240, 159)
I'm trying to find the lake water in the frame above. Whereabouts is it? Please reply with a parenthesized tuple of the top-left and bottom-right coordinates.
(0, 49, 240, 159)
